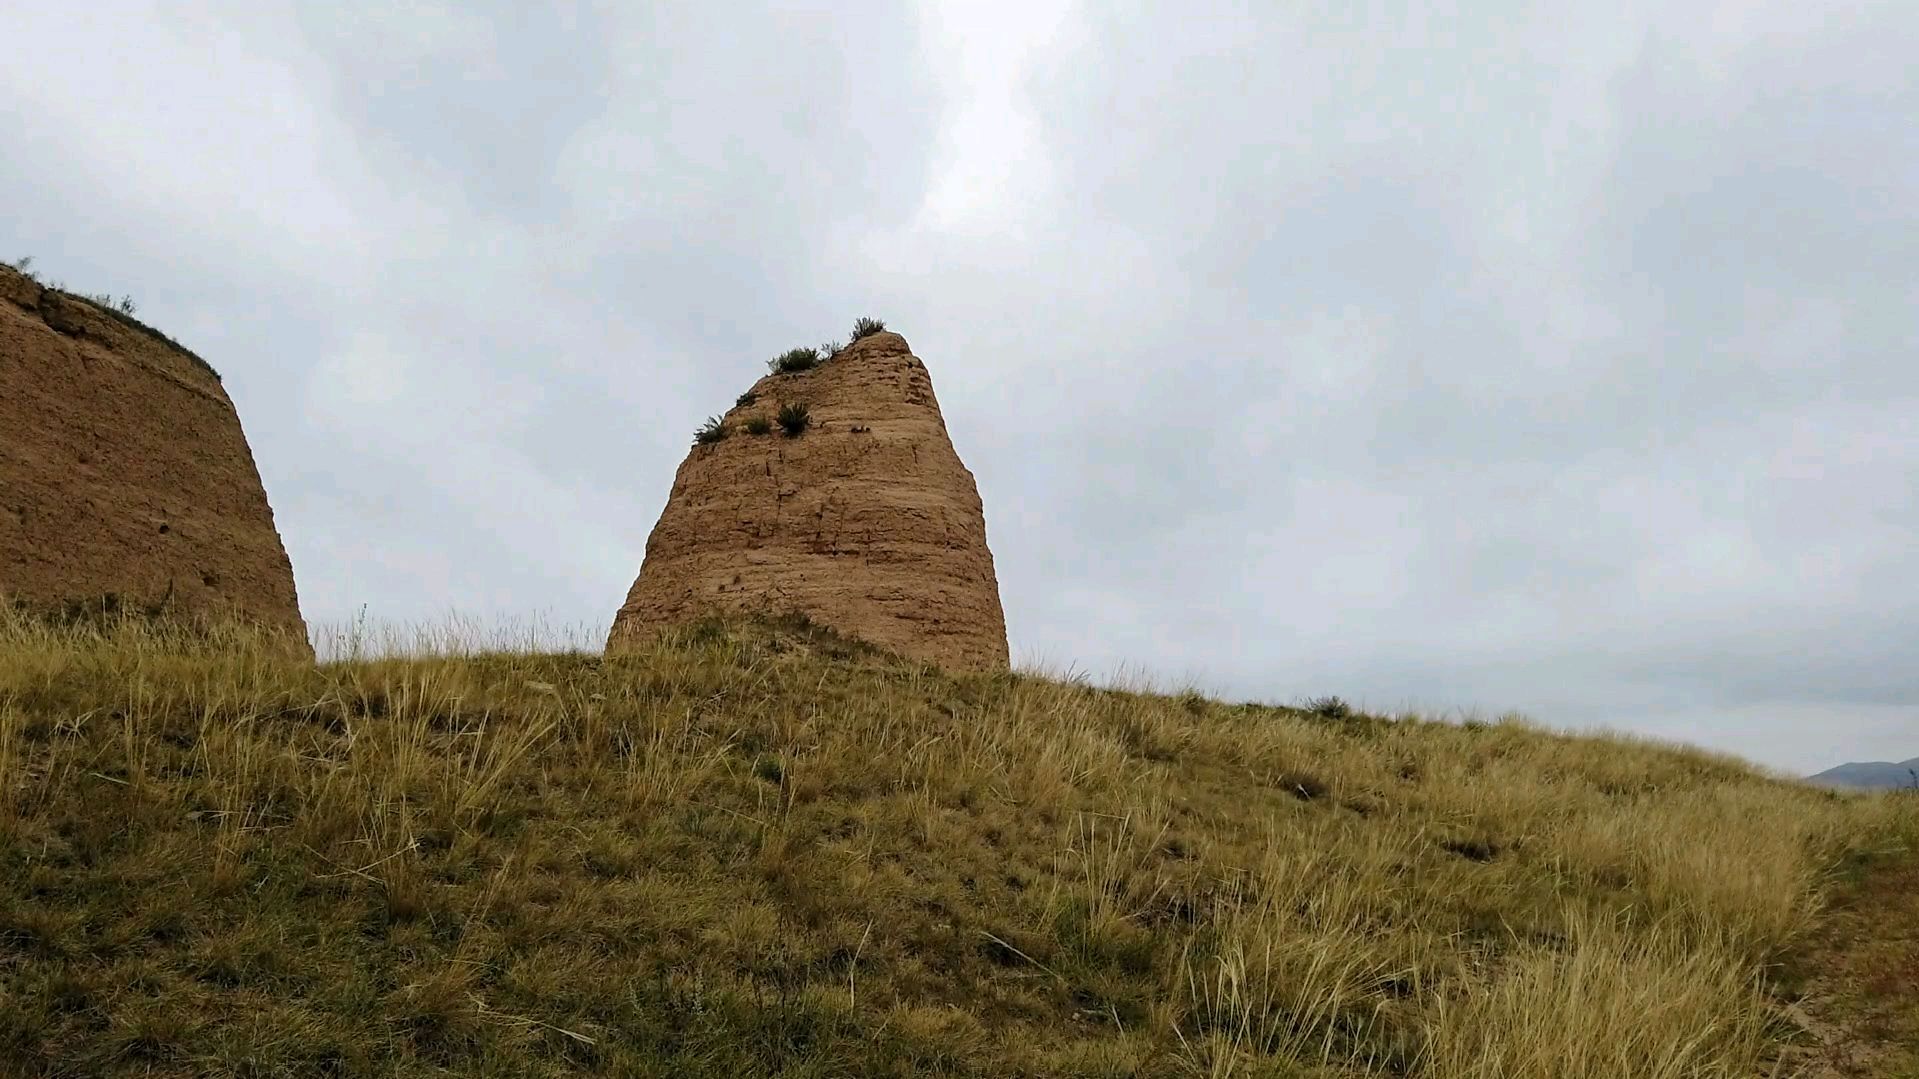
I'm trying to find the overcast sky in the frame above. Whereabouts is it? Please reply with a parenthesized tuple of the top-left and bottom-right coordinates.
(5, 2, 1914, 773)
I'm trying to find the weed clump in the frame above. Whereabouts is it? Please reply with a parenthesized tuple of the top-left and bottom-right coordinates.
(776, 403, 811, 437)
(850, 316, 886, 340)
(770, 347, 822, 374)
(3, 256, 218, 380)
(693, 416, 728, 445)
(1302, 695, 1353, 720)
(736, 390, 758, 408)
(82, 292, 138, 316)
(744, 414, 773, 436)
(8, 256, 136, 316)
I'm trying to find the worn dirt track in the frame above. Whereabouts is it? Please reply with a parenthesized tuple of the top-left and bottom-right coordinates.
(1775, 821, 1919, 1078)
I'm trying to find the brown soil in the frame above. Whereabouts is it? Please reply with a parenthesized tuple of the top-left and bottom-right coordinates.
(1774, 819, 1919, 1078)
(0, 263, 307, 648)
(607, 331, 1008, 670)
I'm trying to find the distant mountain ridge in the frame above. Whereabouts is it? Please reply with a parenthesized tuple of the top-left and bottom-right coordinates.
(1807, 757, 1919, 790)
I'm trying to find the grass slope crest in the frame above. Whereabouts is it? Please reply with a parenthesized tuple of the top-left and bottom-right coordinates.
(0, 611, 1912, 1077)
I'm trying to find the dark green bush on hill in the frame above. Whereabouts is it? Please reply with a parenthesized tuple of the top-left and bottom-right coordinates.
(776, 402, 811, 437)
(770, 347, 821, 374)
(851, 316, 886, 340)
(1302, 695, 1353, 720)
(693, 416, 728, 445)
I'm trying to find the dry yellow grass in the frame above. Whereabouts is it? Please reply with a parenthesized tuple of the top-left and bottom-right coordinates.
(0, 609, 1909, 1077)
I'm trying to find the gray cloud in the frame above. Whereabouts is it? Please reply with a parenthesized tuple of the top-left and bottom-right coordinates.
(3, 2, 1913, 772)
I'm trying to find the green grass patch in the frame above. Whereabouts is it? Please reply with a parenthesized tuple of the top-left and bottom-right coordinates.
(693, 415, 728, 445)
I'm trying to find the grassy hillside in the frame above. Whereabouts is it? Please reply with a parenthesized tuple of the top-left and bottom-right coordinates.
(0, 612, 1911, 1077)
